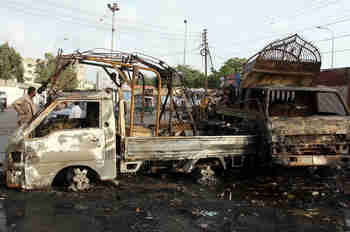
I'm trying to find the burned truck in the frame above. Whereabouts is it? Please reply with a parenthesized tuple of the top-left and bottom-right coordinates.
(5, 50, 257, 191)
(217, 34, 350, 168)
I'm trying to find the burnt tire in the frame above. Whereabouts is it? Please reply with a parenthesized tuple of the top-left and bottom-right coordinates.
(66, 168, 91, 191)
(192, 164, 218, 186)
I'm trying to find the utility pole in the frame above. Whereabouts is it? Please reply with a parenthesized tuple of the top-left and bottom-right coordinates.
(107, 2, 120, 52)
(183, 19, 188, 65)
(201, 29, 208, 92)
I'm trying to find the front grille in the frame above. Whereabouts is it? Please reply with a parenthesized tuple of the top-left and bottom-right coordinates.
(282, 134, 347, 144)
(11, 152, 22, 163)
(273, 143, 348, 156)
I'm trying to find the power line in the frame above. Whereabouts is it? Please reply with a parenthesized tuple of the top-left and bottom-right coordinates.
(268, 0, 342, 24)
(1, 2, 200, 42)
(153, 46, 201, 57)
(322, 48, 350, 54)
(3, 0, 201, 37)
(218, 4, 350, 51)
(211, 13, 350, 58)
(314, 33, 350, 42)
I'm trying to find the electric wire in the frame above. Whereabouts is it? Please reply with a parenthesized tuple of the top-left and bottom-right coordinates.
(2, 0, 201, 38)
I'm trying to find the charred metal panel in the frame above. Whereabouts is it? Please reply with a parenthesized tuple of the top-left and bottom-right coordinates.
(272, 155, 350, 166)
(269, 117, 350, 167)
(270, 117, 350, 136)
(242, 34, 321, 88)
(101, 99, 117, 178)
(7, 127, 110, 189)
(124, 135, 257, 161)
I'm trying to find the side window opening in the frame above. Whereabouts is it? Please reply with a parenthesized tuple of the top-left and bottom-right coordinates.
(317, 92, 347, 116)
(269, 90, 320, 117)
(85, 102, 100, 128)
(269, 90, 295, 117)
(34, 101, 100, 138)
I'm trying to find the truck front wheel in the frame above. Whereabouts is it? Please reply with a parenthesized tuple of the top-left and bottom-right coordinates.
(67, 168, 91, 191)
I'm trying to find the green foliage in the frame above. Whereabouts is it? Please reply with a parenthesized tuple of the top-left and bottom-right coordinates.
(172, 58, 247, 89)
(208, 57, 247, 88)
(217, 57, 247, 77)
(35, 53, 78, 90)
(176, 65, 206, 88)
(0, 42, 24, 82)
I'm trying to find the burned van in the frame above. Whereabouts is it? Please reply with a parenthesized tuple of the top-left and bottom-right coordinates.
(243, 86, 350, 167)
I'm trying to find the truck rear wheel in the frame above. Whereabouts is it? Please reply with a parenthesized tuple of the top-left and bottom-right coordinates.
(67, 168, 91, 191)
(193, 163, 218, 185)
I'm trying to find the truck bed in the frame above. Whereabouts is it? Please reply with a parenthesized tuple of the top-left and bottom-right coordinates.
(124, 135, 257, 161)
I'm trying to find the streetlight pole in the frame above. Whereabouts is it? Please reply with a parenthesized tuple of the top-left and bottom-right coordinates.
(107, 2, 120, 52)
(316, 26, 334, 68)
(183, 19, 187, 65)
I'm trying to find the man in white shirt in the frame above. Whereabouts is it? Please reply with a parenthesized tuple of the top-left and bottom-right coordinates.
(69, 102, 83, 119)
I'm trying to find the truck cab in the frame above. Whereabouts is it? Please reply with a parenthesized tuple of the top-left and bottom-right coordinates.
(241, 86, 350, 167)
(6, 90, 117, 190)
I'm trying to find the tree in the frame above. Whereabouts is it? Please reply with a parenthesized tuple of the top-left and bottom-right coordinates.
(0, 42, 24, 82)
(217, 57, 247, 77)
(35, 53, 78, 90)
(208, 57, 247, 88)
(176, 65, 206, 88)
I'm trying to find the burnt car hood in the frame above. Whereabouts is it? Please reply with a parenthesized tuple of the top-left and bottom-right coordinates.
(269, 116, 350, 136)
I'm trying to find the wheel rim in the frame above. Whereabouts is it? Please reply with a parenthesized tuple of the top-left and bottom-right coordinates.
(68, 168, 90, 191)
(197, 165, 217, 185)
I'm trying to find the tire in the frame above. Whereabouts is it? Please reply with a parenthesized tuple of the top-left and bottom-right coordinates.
(192, 163, 218, 186)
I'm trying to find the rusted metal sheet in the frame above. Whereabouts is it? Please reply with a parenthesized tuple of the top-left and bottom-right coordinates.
(270, 117, 350, 135)
(272, 155, 350, 166)
(125, 135, 257, 161)
(242, 34, 321, 88)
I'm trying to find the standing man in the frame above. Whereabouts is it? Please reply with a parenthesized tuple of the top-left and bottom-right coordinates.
(69, 102, 83, 119)
(12, 87, 37, 126)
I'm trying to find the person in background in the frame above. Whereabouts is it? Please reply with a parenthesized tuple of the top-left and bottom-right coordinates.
(69, 102, 83, 119)
(12, 87, 37, 126)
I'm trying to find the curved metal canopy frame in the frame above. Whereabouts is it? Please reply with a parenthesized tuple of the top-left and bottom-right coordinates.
(247, 34, 321, 64)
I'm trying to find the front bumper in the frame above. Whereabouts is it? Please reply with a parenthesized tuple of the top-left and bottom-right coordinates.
(272, 155, 350, 167)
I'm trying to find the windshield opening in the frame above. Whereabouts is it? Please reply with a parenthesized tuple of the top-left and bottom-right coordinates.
(268, 90, 348, 117)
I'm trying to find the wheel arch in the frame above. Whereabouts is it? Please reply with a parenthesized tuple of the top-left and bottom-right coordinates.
(51, 164, 101, 187)
(183, 155, 226, 173)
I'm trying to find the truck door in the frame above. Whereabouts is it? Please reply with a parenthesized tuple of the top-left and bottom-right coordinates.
(24, 100, 112, 184)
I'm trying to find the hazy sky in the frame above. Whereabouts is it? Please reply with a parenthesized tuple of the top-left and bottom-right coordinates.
(1, 0, 350, 82)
